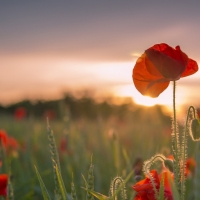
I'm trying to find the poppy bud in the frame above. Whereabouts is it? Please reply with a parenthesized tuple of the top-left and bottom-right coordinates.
(134, 175, 142, 182)
(190, 118, 200, 141)
(164, 159, 174, 172)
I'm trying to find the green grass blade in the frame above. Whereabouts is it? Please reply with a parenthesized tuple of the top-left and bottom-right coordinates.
(82, 187, 109, 200)
(34, 166, 51, 200)
(55, 164, 68, 200)
(86, 162, 94, 200)
(158, 174, 164, 200)
(168, 173, 180, 200)
(47, 121, 61, 172)
(71, 181, 77, 200)
(81, 174, 89, 188)
(194, 142, 200, 199)
(8, 178, 14, 200)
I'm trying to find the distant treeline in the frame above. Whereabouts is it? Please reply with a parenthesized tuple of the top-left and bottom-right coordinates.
(0, 94, 171, 125)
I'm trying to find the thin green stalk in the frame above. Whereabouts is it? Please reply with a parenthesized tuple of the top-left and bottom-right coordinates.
(86, 161, 94, 200)
(172, 81, 180, 193)
(71, 173, 77, 200)
(194, 142, 200, 200)
(143, 154, 167, 198)
(180, 106, 196, 199)
(109, 177, 127, 200)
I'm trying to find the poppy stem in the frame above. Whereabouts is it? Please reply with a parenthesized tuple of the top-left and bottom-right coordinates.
(172, 81, 180, 193)
(180, 106, 196, 199)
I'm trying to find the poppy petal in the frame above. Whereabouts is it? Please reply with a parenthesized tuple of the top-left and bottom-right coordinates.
(181, 58, 198, 77)
(133, 54, 170, 97)
(132, 43, 198, 98)
(0, 174, 7, 196)
(145, 46, 188, 80)
(148, 43, 188, 67)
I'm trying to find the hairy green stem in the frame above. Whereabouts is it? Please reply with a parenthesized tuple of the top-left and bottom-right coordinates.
(181, 106, 196, 199)
(172, 81, 180, 192)
(143, 154, 167, 198)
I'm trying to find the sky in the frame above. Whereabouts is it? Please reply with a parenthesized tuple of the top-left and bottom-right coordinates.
(1, 1, 200, 113)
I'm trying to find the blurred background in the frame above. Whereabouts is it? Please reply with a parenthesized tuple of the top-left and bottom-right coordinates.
(1, 1, 200, 114)
(1, 1, 200, 199)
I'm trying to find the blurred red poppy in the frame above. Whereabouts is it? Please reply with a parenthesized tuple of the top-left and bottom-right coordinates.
(167, 155, 196, 178)
(0, 130, 19, 155)
(43, 109, 56, 120)
(8, 137, 19, 150)
(132, 170, 173, 200)
(185, 157, 196, 177)
(14, 107, 27, 120)
(59, 136, 68, 153)
(0, 130, 8, 147)
(196, 108, 200, 119)
(0, 174, 8, 196)
(133, 43, 198, 97)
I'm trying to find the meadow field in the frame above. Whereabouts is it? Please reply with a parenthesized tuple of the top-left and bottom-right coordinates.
(0, 96, 198, 200)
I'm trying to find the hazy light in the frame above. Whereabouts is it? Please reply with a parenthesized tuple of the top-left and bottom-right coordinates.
(114, 84, 171, 106)
(130, 52, 141, 58)
(1, 56, 200, 111)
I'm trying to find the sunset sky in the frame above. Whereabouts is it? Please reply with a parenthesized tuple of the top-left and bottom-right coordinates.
(1, 1, 200, 112)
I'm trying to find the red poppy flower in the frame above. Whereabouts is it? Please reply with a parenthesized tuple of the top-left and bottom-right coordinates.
(43, 109, 56, 120)
(167, 155, 196, 178)
(132, 170, 173, 200)
(14, 107, 27, 120)
(185, 157, 196, 177)
(59, 136, 68, 153)
(133, 43, 198, 97)
(196, 108, 200, 119)
(0, 130, 8, 147)
(8, 137, 19, 150)
(0, 174, 8, 196)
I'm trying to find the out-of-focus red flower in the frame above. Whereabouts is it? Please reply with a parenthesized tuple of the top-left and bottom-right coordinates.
(133, 157, 143, 176)
(185, 157, 196, 177)
(167, 155, 174, 161)
(167, 155, 196, 178)
(133, 43, 198, 97)
(14, 107, 27, 120)
(8, 137, 19, 150)
(43, 109, 56, 120)
(132, 170, 173, 200)
(0, 174, 8, 196)
(0, 130, 8, 146)
(196, 108, 200, 119)
(0, 130, 19, 156)
(59, 136, 68, 153)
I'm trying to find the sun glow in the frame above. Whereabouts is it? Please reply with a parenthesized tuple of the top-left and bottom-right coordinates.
(114, 83, 177, 108)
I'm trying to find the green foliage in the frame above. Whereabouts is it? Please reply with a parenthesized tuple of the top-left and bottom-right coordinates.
(109, 177, 127, 200)
(86, 162, 94, 200)
(158, 175, 164, 200)
(35, 166, 51, 200)
(168, 174, 180, 200)
(194, 143, 200, 200)
(8, 178, 14, 200)
(71, 177, 77, 200)
(54, 164, 68, 200)
(47, 121, 62, 198)
(0, 103, 179, 199)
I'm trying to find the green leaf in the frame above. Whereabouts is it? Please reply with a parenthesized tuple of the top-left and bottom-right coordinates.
(34, 166, 51, 200)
